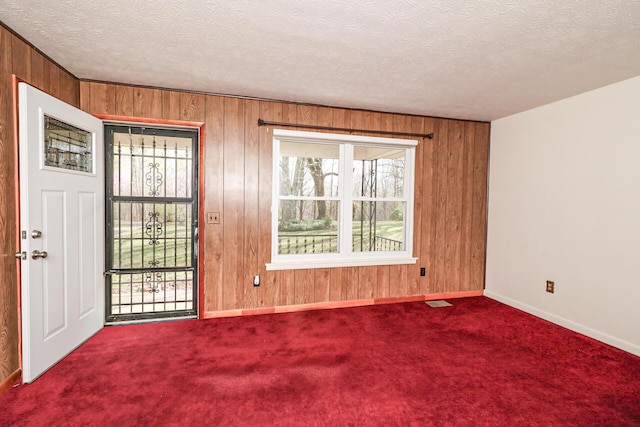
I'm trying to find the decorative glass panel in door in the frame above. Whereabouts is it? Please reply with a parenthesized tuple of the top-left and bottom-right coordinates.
(44, 115, 93, 172)
(105, 124, 198, 322)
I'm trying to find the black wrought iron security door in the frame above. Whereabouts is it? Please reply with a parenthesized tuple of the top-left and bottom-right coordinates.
(105, 125, 198, 322)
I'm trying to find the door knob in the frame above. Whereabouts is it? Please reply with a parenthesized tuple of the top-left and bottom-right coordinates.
(31, 230, 42, 238)
(31, 250, 48, 260)
(15, 251, 26, 260)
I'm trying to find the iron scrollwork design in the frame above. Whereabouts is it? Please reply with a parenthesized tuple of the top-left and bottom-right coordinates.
(145, 212, 163, 245)
(145, 162, 163, 196)
(145, 271, 163, 293)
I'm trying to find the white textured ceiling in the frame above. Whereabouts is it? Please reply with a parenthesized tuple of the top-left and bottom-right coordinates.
(2, 0, 640, 121)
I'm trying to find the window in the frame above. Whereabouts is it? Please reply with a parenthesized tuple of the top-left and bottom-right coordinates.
(267, 129, 418, 270)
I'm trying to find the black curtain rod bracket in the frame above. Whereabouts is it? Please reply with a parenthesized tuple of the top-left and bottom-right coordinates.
(257, 118, 434, 139)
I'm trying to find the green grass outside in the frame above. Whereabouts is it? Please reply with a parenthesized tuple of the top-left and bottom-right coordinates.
(279, 220, 403, 239)
(278, 220, 404, 254)
(113, 222, 192, 269)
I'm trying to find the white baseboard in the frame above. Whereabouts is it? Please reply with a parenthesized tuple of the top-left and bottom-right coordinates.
(484, 290, 640, 358)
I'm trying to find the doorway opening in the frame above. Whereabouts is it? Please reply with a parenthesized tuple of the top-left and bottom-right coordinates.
(104, 124, 199, 323)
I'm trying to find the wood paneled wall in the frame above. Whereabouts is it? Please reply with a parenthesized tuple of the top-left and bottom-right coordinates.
(0, 24, 80, 387)
(0, 21, 489, 388)
(80, 82, 490, 314)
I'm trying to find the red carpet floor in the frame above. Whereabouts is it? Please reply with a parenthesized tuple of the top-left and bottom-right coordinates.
(1, 297, 639, 426)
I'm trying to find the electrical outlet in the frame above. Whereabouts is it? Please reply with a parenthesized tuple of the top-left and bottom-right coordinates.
(420, 267, 426, 277)
(253, 275, 260, 287)
(546, 280, 555, 293)
(207, 212, 220, 224)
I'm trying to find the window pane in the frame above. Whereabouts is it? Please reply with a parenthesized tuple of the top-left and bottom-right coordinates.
(44, 115, 93, 172)
(352, 201, 405, 252)
(278, 200, 339, 254)
(353, 146, 405, 198)
(279, 142, 339, 197)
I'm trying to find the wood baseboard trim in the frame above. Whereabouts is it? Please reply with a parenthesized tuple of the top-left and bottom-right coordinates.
(202, 290, 484, 319)
(0, 369, 21, 395)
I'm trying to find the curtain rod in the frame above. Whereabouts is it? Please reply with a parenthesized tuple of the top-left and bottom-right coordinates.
(257, 119, 434, 139)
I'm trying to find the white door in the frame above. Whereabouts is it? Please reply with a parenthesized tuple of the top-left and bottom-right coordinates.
(18, 83, 104, 383)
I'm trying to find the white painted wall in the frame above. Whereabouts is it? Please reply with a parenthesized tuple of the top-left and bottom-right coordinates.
(485, 75, 640, 357)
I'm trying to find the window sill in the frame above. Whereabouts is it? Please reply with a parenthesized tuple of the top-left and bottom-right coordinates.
(266, 256, 417, 271)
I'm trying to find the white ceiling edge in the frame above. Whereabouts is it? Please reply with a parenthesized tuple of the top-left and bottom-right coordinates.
(1, 0, 640, 122)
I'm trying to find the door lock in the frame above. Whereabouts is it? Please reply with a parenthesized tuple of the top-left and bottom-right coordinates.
(31, 230, 42, 238)
(31, 250, 48, 260)
(15, 251, 27, 260)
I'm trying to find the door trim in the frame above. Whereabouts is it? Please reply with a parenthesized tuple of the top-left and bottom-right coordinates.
(94, 114, 205, 319)
(11, 76, 21, 371)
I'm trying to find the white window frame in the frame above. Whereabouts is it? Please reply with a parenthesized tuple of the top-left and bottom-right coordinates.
(266, 129, 418, 270)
